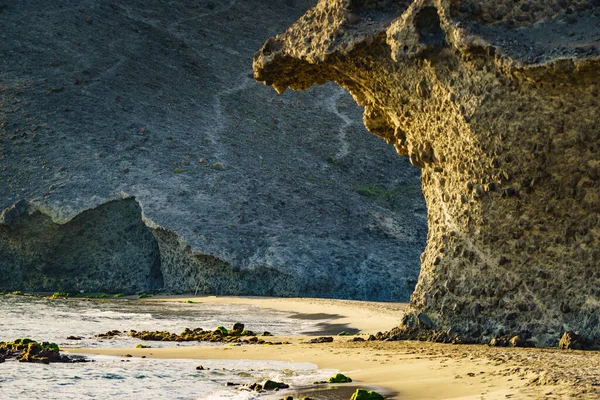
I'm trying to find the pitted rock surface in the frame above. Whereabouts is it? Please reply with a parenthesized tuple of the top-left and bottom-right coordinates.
(0, 0, 426, 300)
(254, 0, 600, 345)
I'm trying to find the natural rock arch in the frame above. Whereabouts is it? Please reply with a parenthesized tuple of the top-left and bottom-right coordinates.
(253, 0, 600, 346)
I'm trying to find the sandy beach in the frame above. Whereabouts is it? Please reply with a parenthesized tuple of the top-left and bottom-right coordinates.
(65, 296, 600, 399)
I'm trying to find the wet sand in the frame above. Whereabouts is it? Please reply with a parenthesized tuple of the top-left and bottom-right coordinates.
(67, 296, 600, 399)
(144, 295, 408, 335)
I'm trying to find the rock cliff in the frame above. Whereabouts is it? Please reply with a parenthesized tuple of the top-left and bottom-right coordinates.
(0, 0, 426, 300)
(254, 0, 600, 345)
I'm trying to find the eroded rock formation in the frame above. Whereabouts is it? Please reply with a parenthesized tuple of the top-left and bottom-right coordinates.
(254, 0, 600, 345)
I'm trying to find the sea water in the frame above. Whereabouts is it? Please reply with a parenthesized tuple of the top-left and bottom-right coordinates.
(0, 295, 339, 399)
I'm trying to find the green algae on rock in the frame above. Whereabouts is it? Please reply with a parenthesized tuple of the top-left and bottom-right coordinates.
(95, 323, 279, 345)
(327, 372, 353, 383)
(350, 388, 385, 400)
(0, 338, 86, 364)
(254, 0, 600, 347)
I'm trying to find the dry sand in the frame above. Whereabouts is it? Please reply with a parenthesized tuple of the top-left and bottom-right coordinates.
(67, 296, 600, 399)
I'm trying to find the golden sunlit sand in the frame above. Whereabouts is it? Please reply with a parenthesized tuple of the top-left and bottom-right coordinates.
(66, 296, 600, 399)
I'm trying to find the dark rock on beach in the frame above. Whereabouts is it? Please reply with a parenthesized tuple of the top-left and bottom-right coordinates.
(309, 336, 334, 344)
(489, 335, 534, 348)
(0, 338, 88, 364)
(558, 331, 593, 350)
(96, 323, 279, 345)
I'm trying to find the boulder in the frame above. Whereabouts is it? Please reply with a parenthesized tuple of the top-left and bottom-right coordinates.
(327, 373, 352, 383)
(559, 331, 589, 350)
(350, 388, 384, 400)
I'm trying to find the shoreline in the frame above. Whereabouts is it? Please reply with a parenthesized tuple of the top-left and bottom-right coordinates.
(67, 336, 575, 400)
(143, 294, 408, 335)
(61, 295, 600, 399)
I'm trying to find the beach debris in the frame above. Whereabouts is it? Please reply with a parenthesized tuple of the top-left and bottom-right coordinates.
(338, 331, 349, 336)
(0, 338, 89, 364)
(66, 335, 82, 340)
(309, 336, 333, 344)
(349, 388, 384, 400)
(327, 373, 352, 383)
(135, 344, 151, 348)
(121, 354, 133, 357)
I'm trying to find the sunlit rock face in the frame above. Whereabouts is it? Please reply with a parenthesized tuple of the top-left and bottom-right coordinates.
(254, 0, 600, 346)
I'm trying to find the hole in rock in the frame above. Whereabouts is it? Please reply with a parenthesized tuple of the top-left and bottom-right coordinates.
(415, 6, 447, 46)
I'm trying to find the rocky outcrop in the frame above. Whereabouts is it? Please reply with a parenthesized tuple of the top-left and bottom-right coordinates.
(0, 0, 426, 300)
(0, 198, 163, 293)
(0, 196, 416, 298)
(254, 0, 600, 345)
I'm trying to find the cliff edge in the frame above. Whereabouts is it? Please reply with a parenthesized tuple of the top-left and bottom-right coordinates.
(254, 0, 600, 346)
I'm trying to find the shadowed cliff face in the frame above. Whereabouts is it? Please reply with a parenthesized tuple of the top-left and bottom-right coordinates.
(0, 198, 164, 293)
(0, 198, 331, 296)
(0, 0, 426, 301)
(254, 0, 600, 346)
